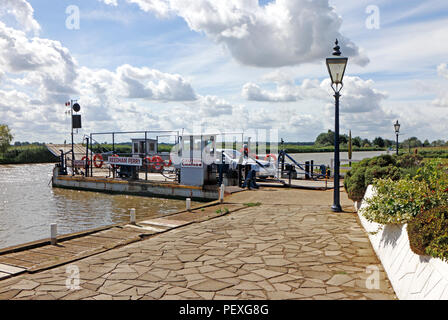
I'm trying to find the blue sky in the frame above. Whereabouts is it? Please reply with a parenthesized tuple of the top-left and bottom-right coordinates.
(1, 0, 448, 143)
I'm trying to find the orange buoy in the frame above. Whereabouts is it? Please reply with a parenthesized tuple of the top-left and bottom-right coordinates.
(264, 154, 277, 162)
(151, 156, 164, 171)
(81, 156, 91, 166)
(93, 154, 104, 168)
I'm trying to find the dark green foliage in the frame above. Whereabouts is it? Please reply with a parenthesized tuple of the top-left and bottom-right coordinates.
(314, 130, 349, 147)
(407, 206, 448, 261)
(344, 154, 423, 201)
(418, 150, 448, 159)
(0, 146, 58, 164)
(0, 124, 13, 153)
(373, 137, 385, 148)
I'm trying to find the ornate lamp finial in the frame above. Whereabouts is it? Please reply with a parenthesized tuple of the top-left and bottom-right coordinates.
(332, 39, 341, 56)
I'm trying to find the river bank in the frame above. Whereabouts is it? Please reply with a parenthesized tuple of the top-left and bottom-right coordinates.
(0, 146, 58, 165)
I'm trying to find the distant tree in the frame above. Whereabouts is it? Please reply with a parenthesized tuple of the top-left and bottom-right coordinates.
(339, 134, 348, 145)
(0, 124, 13, 153)
(362, 139, 371, 147)
(373, 137, 385, 148)
(315, 130, 348, 146)
(403, 137, 423, 148)
(315, 130, 334, 146)
(423, 139, 430, 147)
(384, 139, 394, 148)
(431, 139, 445, 147)
(352, 136, 362, 148)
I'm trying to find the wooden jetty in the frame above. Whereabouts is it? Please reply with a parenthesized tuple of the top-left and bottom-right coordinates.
(0, 199, 246, 280)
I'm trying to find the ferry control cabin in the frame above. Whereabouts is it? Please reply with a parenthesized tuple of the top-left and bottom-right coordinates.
(131, 138, 157, 156)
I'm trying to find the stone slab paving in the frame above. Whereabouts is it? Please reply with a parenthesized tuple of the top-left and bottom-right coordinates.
(0, 188, 397, 300)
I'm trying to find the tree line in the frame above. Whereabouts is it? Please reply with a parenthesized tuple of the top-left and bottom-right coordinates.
(314, 130, 448, 148)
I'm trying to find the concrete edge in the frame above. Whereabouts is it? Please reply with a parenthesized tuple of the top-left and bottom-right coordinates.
(357, 185, 448, 300)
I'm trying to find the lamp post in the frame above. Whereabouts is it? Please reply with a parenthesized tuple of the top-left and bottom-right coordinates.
(326, 39, 348, 212)
(394, 120, 400, 156)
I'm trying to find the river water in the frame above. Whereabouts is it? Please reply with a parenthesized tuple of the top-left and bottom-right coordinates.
(0, 150, 387, 249)
(289, 150, 389, 166)
(0, 163, 190, 249)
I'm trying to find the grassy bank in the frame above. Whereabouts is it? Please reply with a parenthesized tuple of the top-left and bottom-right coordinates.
(0, 145, 59, 164)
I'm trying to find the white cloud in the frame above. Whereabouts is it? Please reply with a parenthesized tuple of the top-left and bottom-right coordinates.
(242, 71, 388, 113)
(117, 64, 197, 101)
(197, 95, 234, 117)
(242, 82, 300, 102)
(98, 0, 118, 6)
(432, 63, 448, 108)
(0, 22, 78, 105)
(112, 0, 368, 68)
(437, 64, 448, 80)
(0, 0, 41, 34)
(126, 0, 172, 18)
(322, 76, 388, 114)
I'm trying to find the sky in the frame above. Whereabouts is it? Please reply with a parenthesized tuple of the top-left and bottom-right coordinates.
(0, 0, 448, 144)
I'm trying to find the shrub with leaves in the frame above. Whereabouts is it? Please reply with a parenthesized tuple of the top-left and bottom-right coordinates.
(407, 206, 448, 261)
(361, 178, 448, 225)
(344, 154, 423, 201)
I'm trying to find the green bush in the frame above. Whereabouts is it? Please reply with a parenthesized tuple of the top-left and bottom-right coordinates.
(361, 178, 445, 224)
(344, 154, 423, 201)
(407, 206, 448, 261)
(0, 146, 58, 164)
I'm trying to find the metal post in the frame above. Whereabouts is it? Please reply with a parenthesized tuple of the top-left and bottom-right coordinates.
(85, 137, 89, 177)
(396, 133, 399, 156)
(289, 165, 292, 186)
(145, 131, 148, 181)
(71, 100, 74, 176)
(311, 160, 314, 178)
(305, 161, 310, 180)
(90, 134, 93, 177)
(112, 133, 115, 179)
(332, 91, 342, 212)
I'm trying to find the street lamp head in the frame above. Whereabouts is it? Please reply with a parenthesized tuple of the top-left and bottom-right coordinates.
(326, 39, 348, 89)
(394, 120, 401, 133)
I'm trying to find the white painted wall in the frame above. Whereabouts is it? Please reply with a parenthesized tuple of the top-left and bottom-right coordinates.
(358, 185, 448, 300)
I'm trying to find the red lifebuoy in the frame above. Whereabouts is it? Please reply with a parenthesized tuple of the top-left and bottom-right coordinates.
(93, 154, 104, 168)
(152, 156, 164, 171)
(164, 158, 172, 167)
(264, 154, 277, 162)
(81, 156, 91, 166)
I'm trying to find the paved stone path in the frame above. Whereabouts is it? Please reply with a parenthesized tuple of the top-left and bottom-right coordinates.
(0, 188, 397, 300)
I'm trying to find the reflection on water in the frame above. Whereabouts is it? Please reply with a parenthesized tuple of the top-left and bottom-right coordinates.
(0, 163, 192, 249)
